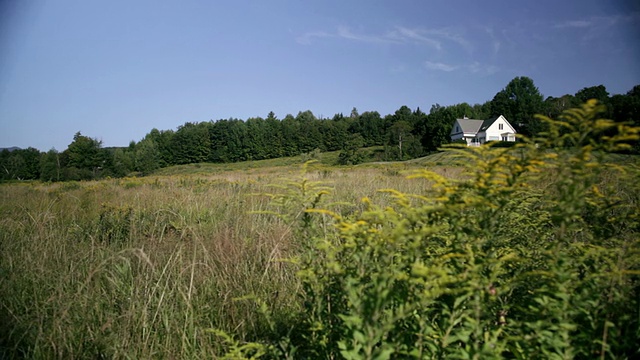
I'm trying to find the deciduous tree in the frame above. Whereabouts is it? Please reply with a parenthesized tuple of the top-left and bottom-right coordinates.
(490, 76, 544, 136)
(135, 138, 161, 175)
(40, 149, 61, 182)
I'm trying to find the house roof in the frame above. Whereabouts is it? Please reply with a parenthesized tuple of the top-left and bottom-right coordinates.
(479, 116, 501, 132)
(452, 115, 516, 138)
(456, 119, 484, 134)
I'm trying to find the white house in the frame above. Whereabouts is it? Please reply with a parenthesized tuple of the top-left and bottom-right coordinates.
(450, 115, 516, 146)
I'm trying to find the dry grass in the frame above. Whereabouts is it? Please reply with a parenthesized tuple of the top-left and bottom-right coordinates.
(0, 162, 461, 358)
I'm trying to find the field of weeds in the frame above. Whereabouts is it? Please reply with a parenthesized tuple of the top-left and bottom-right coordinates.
(0, 163, 450, 358)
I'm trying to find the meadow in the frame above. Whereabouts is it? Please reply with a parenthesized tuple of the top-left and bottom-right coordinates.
(0, 158, 448, 358)
(1, 102, 639, 359)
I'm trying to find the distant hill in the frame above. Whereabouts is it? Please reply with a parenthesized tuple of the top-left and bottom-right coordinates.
(0, 147, 21, 152)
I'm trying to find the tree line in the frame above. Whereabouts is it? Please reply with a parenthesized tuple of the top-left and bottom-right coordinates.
(2, 76, 639, 182)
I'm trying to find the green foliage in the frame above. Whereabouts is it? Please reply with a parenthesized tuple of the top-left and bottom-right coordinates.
(338, 134, 366, 165)
(388, 120, 421, 160)
(63, 132, 108, 180)
(349, 111, 386, 147)
(543, 94, 579, 120)
(134, 138, 161, 175)
(252, 161, 341, 243)
(287, 100, 640, 358)
(301, 148, 323, 163)
(170, 122, 212, 164)
(418, 104, 457, 152)
(207, 329, 270, 359)
(112, 147, 134, 177)
(491, 76, 545, 137)
(97, 203, 133, 244)
(6, 78, 640, 181)
(0, 147, 42, 181)
(145, 128, 175, 166)
(39, 148, 61, 181)
(575, 85, 610, 107)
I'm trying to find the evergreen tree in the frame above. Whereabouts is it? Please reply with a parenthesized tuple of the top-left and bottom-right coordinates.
(244, 117, 268, 160)
(296, 111, 323, 153)
(170, 122, 211, 164)
(320, 117, 349, 152)
(281, 114, 301, 156)
(264, 111, 284, 159)
(337, 133, 365, 165)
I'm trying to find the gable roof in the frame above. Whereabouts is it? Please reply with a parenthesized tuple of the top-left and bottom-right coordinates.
(455, 119, 484, 133)
(479, 116, 501, 132)
(452, 115, 516, 139)
(478, 115, 517, 134)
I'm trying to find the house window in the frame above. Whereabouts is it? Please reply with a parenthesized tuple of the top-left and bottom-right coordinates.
(456, 126, 459, 132)
(502, 136, 507, 141)
(498, 123, 503, 130)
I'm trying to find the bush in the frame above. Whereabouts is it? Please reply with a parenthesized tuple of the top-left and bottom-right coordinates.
(276, 100, 640, 359)
(301, 148, 322, 163)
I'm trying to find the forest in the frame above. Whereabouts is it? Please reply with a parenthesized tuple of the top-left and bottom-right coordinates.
(2, 76, 639, 182)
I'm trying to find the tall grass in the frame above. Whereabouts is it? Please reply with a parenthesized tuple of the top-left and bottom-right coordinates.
(0, 165, 430, 358)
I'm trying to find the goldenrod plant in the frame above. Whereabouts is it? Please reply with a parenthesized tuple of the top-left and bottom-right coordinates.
(288, 100, 639, 359)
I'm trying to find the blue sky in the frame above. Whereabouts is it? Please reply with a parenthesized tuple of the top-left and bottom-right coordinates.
(1, 0, 639, 151)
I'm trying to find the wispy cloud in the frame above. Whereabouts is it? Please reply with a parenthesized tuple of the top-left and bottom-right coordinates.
(554, 12, 640, 30)
(424, 60, 499, 75)
(422, 28, 472, 52)
(484, 27, 501, 56)
(297, 25, 471, 53)
(424, 61, 457, 72)
(296, 31, 334, 45)
(296, 26, 401, 45)
(467, 62, 499, 75)
(389, 26, 471, 52)
(553, 12, 640, 45)
(554, 20, 592, 29)
(388, 27, 441, 49)
(335, 26, 399, 44)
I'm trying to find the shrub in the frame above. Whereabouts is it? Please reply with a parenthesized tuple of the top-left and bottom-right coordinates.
(283, 100, 640, 359)
(301, 148, 322, 163)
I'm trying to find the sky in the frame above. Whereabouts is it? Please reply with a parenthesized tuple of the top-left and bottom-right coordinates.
(1, 0, 639, 151)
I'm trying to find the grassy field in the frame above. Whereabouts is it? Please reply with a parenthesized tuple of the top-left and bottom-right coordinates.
(0, 157, 456, 358)
(2, 133, 639, 358)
